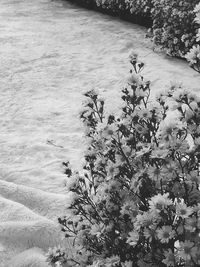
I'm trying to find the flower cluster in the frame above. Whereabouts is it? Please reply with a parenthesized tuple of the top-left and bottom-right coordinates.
(151, 0, 200, 57)
(195, 3, 200, 41)
(51, 53, 200, 267)
(125, 0, 152, 17)
(185, 4, 200, 73)
(46, 246, 68, 266)
(95, 0, 127, 13)
(94, 0, 152, 25)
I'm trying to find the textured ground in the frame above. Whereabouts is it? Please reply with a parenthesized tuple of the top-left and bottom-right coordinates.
(0, 0, 200, 265)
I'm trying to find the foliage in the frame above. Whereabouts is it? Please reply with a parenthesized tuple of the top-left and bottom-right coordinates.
(95, 0, 127, 13)
(48, 53, 200, 267)
(46, 246, 68, 266)
(151, 0, 200, 57)
(196, 3, 200, 41)
(94, 0, 152, 24)
(124, 0, 152, 17)
(185, 4, 200, 73)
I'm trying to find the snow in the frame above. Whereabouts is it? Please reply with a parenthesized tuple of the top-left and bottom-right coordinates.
(0, 0, 200, 265)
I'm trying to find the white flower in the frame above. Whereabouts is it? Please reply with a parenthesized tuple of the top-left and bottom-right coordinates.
(101, 124, 118, 139)
(172, 88, 189, 101)
(150, 148, 169, 159)
(194, 3, 200, 23)
(149, 193, 173, 211)
(67, 173, 79, 191)
(178, 241, 197, 261)
(176, 202, 193, 219)
(90, 223, 104, 237)
(156, 225, 175, 243)
(134, 210, 160, 230)
(162, 249, 175, 267)
(135, 87, 148, 97)
(120, 201, 138, 217)
(126, 231, 139, 247)
(137, 108, 151, 119)
(157, 115, 185, 142)
(129, 50, 138, 63)
(127, 73, 140, 85)
(122, 261, 132, 267)
(185, 45, 200, 65)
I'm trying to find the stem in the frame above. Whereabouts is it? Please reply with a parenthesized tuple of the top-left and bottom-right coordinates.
(93, 100, 103, 123)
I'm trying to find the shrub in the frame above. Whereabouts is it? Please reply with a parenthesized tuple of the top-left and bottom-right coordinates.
(125, 0, 152, 17)
(48, 53, 200, 267)
(185, 4, 200, 73)
(95, 0, 127, 14)
(196, 3, 200, 41)
(94, 0, 152, 25)
(151, 0, 200, 57)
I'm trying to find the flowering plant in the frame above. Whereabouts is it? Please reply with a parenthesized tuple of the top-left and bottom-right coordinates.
(94, 0, 152, 23)
(48, 53, 200, 267)
(125, 0, 152, 17)
(46, 246, 68, 266)
(95, 0, 127, 13)
(152, 0, 200, 57)
(185, 4, 200, 73)
(194, 3, 200, 42)
(151, 0, 200, 57)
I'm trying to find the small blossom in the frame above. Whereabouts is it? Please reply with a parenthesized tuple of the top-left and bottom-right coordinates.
(162, 249, 175, 267)
(137, 108, 151, 119)
(149, 193, 173, 211)
(122, 261, 132, 267)
(127, 73, 140, 85)
(134, 210, 160, 231)
(129, 50, 138, 64)
(150, 148, 169, 159)
(176, 203, 193, 219)
(120, 201, 138, 217)
(46, 246, 67, 265)
(156, 226, 175, 243)
(185, 217, 198, 232)
(178, 241, 197, 261)
(127, 231, 139, 247)
(187, 170, 200, 184)
(157, 117, 185, 142)
(101, 124, 118, 138)
(107, 161, 120, 178)
(185, 45, 200, 65)
(90, 223, 104, 237)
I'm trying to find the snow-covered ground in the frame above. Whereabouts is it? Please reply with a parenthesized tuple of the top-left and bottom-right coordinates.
(0, 0, 200, 265)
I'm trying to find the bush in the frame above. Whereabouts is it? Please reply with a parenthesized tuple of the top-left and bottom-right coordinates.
(126, 0, 152, 17)
(95, 0, 127, 14)
(151, 0, 200, 57)
(48, 54, 200, 267)
(196, 3, 200, 41)
(94, 0, 152, 26)
(185, 4, 200, 73)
